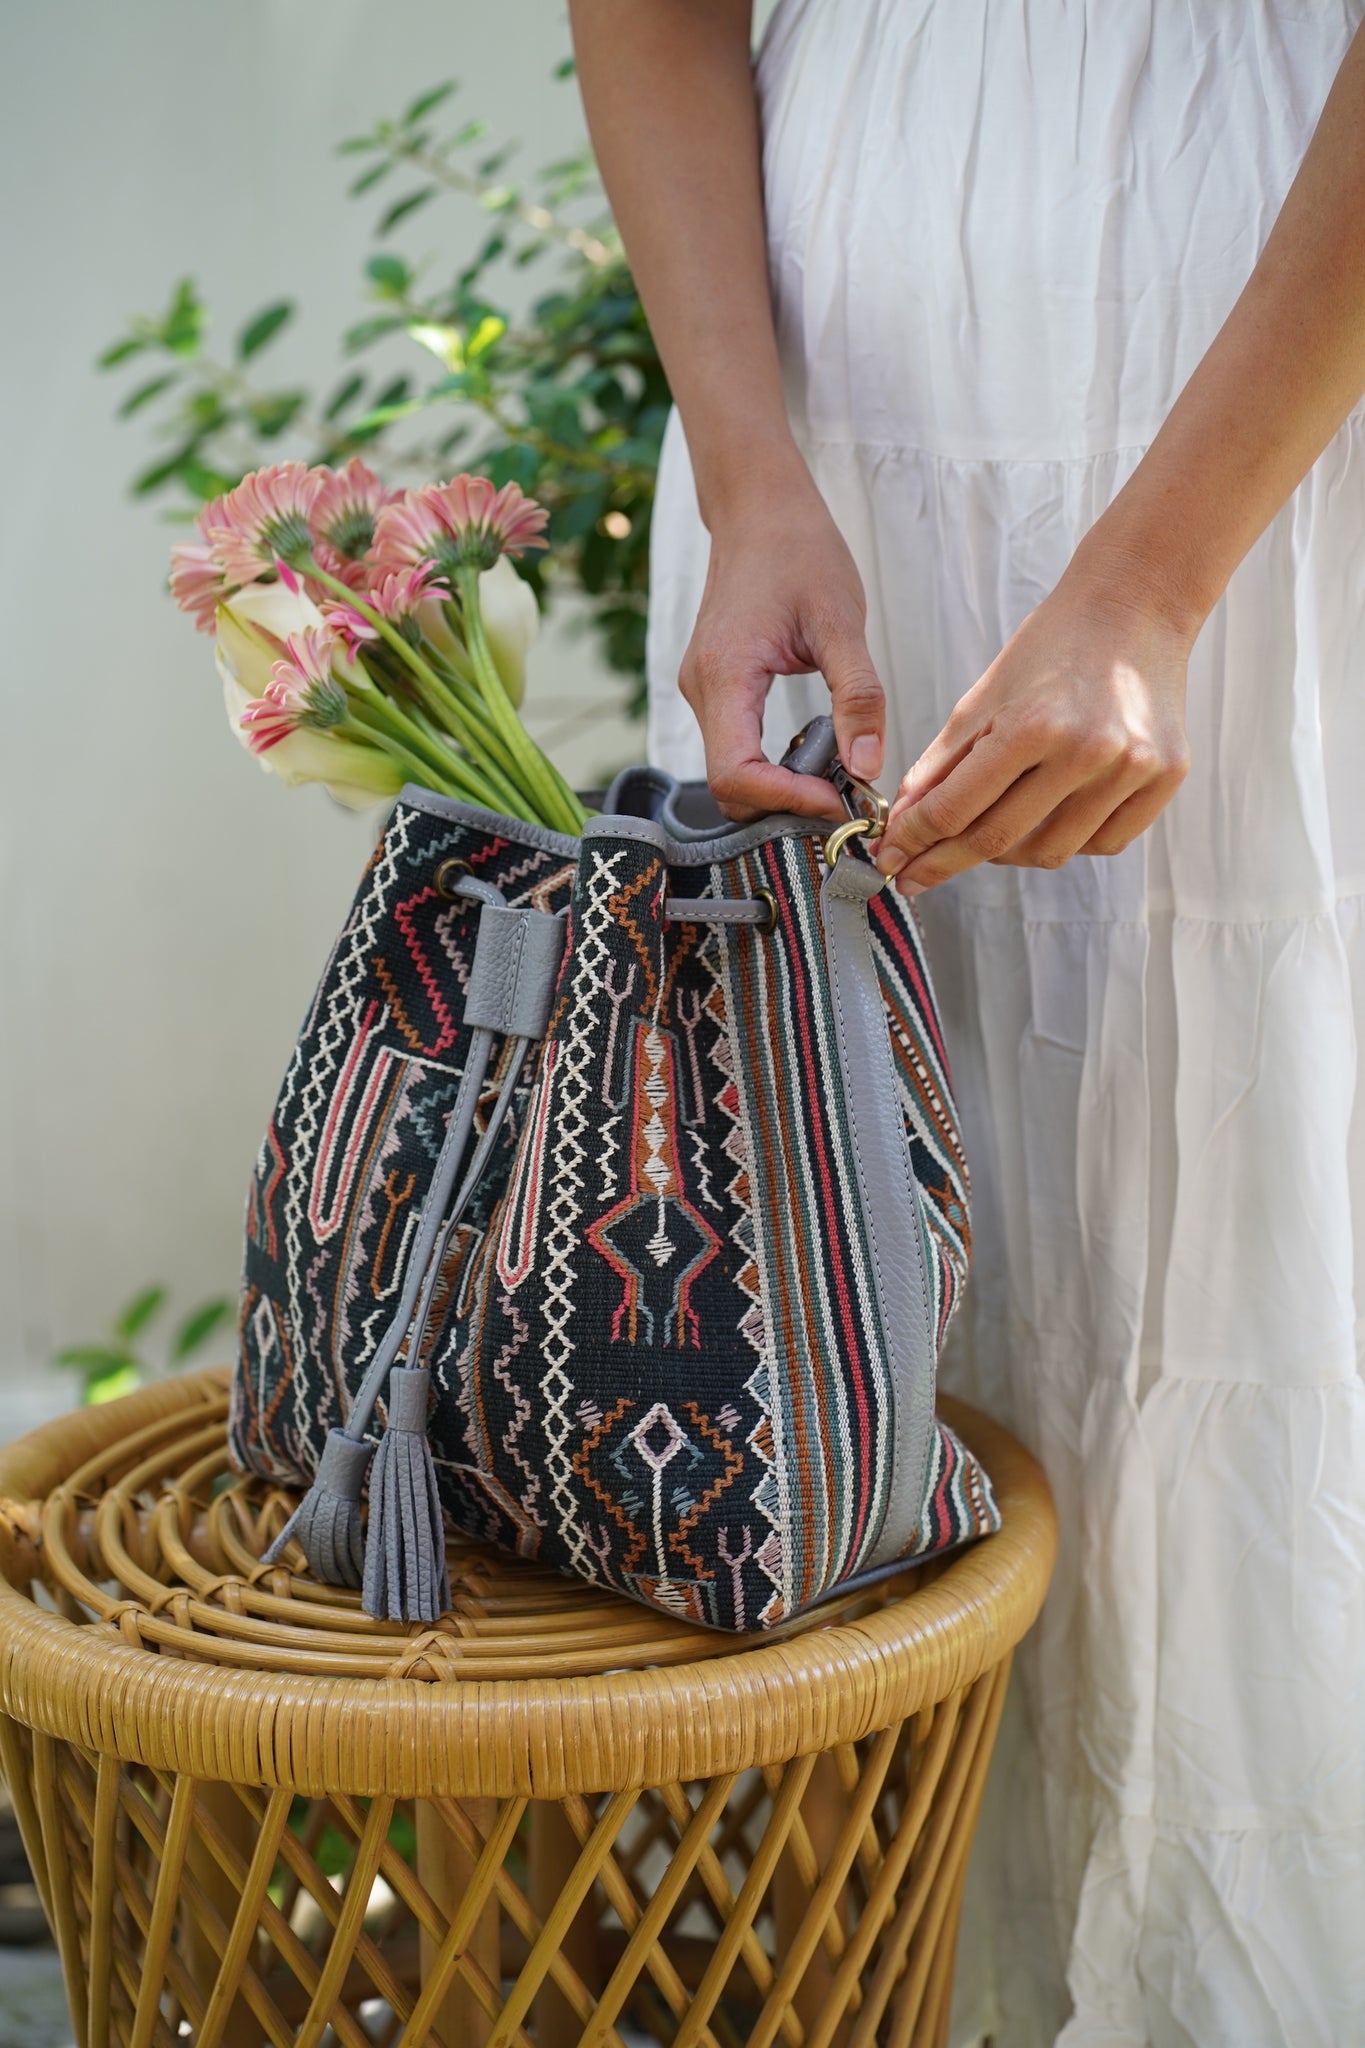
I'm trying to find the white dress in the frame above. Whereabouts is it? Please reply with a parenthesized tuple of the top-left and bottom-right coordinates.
(645, 4, 1365, 2042)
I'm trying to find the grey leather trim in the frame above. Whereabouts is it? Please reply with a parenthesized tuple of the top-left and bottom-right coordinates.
(314, 1428, 375, 1494)
(820, 857, 939, 1570)
(400, 783, 825, 869)
(464, 905, 567, 1038)
(665, 896, 769, 927)
(579, 806, 824, 866)
(385, 1363, 433, 1434)
(602, 763, 677, 820)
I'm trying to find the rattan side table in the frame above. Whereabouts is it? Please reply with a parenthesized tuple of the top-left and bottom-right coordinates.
(0, 1369, 1053, 2048)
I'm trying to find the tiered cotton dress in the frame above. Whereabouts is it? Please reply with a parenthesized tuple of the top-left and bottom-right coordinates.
(645, 4, 1365, 2042)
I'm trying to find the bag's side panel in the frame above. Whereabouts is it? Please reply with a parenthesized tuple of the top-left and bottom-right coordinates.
(707, 834, 907, 1618)
(867, 890, 972, 1347)
(228, 798, 572, 1485)
(863, 887, 1000, 1560)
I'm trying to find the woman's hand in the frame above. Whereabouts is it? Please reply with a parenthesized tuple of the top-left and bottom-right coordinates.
(876, 558, 1193, 891)
(680, 468, 886, 821)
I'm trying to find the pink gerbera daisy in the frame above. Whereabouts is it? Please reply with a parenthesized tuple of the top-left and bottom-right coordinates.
(322, 563, 440, 659)
(169, 541, 228, 633)
(372, 475, 549, 580)
(203, 463, 326, 588)
(310, 456, 394, 568)
(240, 627, 348, 754)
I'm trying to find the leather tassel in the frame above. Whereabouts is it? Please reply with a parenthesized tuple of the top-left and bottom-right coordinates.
(262, 1429, 373, 1589)
(361, 1366, 451, 1624)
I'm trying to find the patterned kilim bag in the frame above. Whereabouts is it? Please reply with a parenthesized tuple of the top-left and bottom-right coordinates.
(230, 723, 999, 1631)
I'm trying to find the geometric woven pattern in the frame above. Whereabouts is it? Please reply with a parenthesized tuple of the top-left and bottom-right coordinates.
(0, 1373, 1055, 2048)
(230, 791, 994, 1630)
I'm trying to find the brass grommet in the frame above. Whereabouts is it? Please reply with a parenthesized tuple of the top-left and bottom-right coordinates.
(434, 857, 471, 899)
(753, 889, 778, 934)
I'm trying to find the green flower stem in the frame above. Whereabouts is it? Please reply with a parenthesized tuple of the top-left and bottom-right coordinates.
(333, 715, 469, 801)
(346, 681, 530, 818)
(345, 698, 476, 807)
(303, 559, 525, 796)
(418, 646, 528, 783)
(354, 640, 529, 808)
(455, 564, 587, 834)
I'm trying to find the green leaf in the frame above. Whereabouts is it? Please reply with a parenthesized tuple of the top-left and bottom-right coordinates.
(172, 1299, 232, 1362)
(117, 1286, 168, 1341)
(466, 314, 506, 360)
(338, 133, 380, 155)
(98, 334, 147, 369)
(403, 81, 457, 125)
(132, 443, 197, 494)
(483, 443, 541, 491)
(366, 253, 411, 297)
(89, 1364, 143, 1406)
(344, 315, 405, 353)
(53, 1345, 132, 1376)
(185, 391, 228, 432)
(252, 392, 305, 438)
(554, 56, 576, 79)
(118, 372, 178, 417)
(238, 301, 293, 359)
(378, 188, 437, 234)
(349, 398, 424, 437)
(372, 375, 412, 410)
(323, 372, 366, 421)
(349, 160, 393, 197)
(177, 457, 236, 502)
(478, 185, 517, 216)
(161, 278, 204, 356)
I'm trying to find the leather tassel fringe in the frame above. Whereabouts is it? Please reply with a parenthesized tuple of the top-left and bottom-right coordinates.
(361, 1366, 451, 1624)
(261, 1428, 373, 1589)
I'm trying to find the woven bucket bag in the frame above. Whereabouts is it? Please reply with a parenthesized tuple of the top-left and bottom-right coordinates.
(229, 724, 999, 1631)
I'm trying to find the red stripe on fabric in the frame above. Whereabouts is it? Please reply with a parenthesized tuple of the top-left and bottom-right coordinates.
(869, 895, 951, 1077)
(764, 847, 875, 1566)
(929, 1427, 955, 1550)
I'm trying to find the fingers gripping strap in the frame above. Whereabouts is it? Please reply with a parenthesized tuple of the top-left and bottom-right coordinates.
(819, 858, 939, 1568)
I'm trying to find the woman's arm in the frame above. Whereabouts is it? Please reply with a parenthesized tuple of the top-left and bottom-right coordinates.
(569, 0, 883, 819)
(875, 24, 1365, 890)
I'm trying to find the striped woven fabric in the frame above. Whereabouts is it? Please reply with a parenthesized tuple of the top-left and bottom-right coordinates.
(230, 791, 999, 1630)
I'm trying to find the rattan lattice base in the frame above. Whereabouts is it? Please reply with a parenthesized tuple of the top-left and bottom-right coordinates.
(0, 1371, 1054, 2048)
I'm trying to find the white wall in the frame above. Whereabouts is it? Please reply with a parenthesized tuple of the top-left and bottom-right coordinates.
(0, 1, 636, 1437)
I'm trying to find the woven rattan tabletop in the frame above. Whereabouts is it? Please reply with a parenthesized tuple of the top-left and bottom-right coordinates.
(0, 1370, 1054, 1800)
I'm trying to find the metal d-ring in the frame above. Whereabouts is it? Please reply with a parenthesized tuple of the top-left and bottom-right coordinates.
(823, 816, 873, 868)
(822, 815, 893, 891)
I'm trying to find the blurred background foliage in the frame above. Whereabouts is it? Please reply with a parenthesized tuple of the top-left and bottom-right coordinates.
(53, 1286, 232, 1405)
(98, 69, 665, 712)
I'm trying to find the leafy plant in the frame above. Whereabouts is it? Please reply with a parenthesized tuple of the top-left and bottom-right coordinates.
(53, 1286, 233, 1405)
(98, 70, 665, 708)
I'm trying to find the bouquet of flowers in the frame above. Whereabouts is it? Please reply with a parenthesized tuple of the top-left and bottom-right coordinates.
(169, 457, 587, 832)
